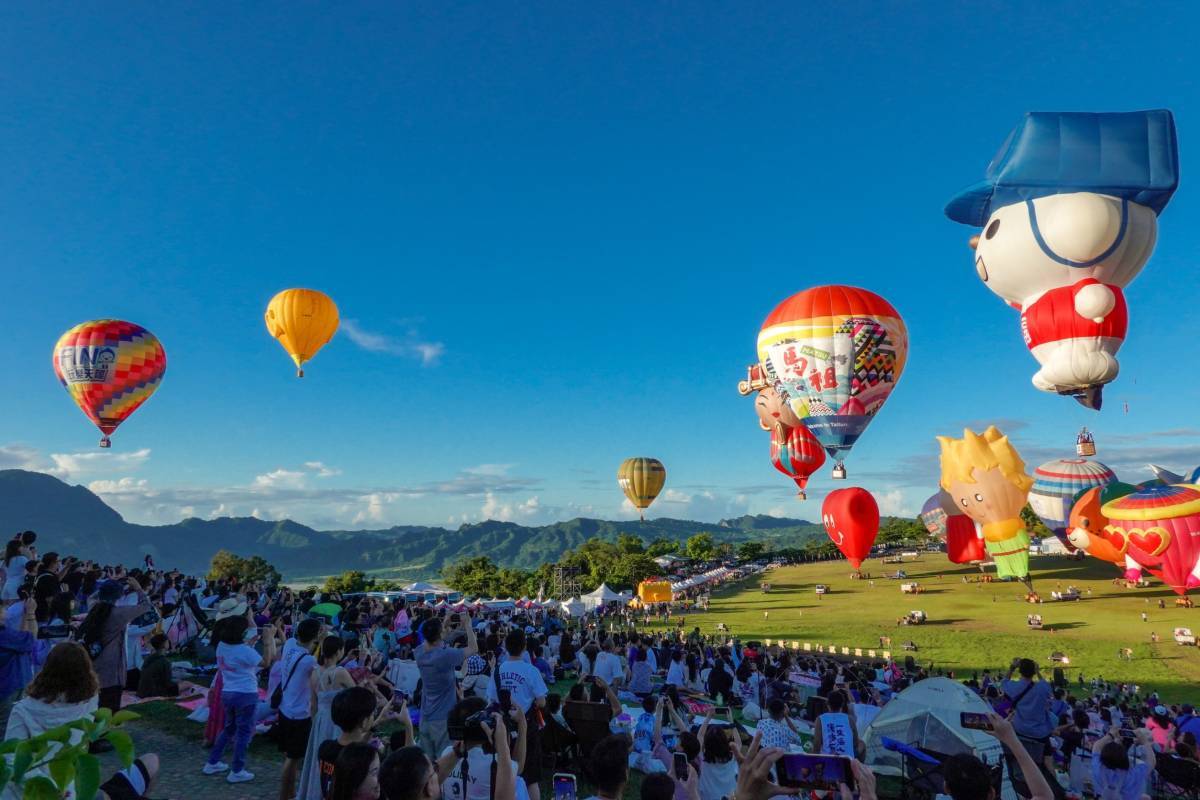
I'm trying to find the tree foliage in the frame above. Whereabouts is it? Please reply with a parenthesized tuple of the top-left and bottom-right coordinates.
(686, 532, 717, 560)
(646, 538, 678, 557)
(736, 541, 766, 561)
(323, 570, 375, 594)
(208, 550, 282, 585)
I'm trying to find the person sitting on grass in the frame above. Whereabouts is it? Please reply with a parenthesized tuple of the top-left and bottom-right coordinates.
(1091, 726, 1157, 800)
(584, 734, 631, 800)
(697, 709, 743, 800)
(442, 696, 527, 800)
(136, 633, 179, 698)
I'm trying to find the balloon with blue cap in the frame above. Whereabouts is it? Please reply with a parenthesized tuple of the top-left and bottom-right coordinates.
(945, 110, 1179, 409)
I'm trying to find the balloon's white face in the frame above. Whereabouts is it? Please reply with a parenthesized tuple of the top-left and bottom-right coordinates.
(971, 193, 1158, 306)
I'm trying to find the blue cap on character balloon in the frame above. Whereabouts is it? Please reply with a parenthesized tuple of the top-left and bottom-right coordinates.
(945, 110, 1180, 227)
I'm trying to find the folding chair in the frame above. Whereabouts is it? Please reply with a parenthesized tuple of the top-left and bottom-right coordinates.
(1155, 755, 1200, 800)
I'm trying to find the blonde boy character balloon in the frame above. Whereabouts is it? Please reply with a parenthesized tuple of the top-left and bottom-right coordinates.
(938, 426, 1035, 583)
(945, 111, 1179, 410)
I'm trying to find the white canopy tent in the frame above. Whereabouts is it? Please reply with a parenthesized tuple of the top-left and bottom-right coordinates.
(404, 581, 448, 592)
(863, 678, 1015, 799)
(581, 583, 624, 610)
(559, 597, 586, 617)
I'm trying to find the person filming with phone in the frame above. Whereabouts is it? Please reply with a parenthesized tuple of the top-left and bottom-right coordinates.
(486, 629, 548, 800)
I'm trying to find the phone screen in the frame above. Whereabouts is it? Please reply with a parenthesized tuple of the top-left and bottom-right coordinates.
(777, 754, 854, 791)
(673, 753, 689, 781)
(715, 706, 731, 718)
(960, 711, 993, 731)
(553, 774, 577, 800)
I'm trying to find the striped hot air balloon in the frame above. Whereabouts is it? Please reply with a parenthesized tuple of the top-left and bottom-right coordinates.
(1029, 458, 1118, 548)
(53, 320, 167, 448)
(757, 285, 907, 479)
(618, 458, 666, 521)
(770, 424, 825, 499)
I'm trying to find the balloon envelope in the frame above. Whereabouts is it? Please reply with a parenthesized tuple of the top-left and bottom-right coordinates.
(770, 424, 825, 498)
(52, 319, 167, 447)
(757, 286, 907, 473)
(919, 490, 954, 538)
(1101, 484, 1200, 596)
(265, 288, 340, 377)
(821, 487, 879, 569)
(1029, 458, 1117, 546)
(946, 515, 987, 564)
(618, 457, 666, 520)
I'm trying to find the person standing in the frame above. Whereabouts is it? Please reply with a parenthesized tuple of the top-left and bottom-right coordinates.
(487, 629, 548, 800)
(80, 577, 154, 714)
(203, 611, 276, 784)
(278, 617, 322, 800)
(416, 609, 477, 759)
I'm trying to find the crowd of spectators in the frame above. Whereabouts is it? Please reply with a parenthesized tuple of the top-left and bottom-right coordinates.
(1, 530, 1197, 800)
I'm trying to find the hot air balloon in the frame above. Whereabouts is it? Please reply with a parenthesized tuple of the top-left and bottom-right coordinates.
(920, 490, 986, 565)
(938, 426, 1034, 583)
(1101, 485, 1200, 598)
(770, 424, 825, 499)
(618, 458, 666, 521)
(53, 320, 167, 448)
(1067, 484, 1140, 573)
(757, 286, 907, 479)
(265, 289, 339, 377)
(821, 487, 879, 570)
(1029, 458, 1118, 549)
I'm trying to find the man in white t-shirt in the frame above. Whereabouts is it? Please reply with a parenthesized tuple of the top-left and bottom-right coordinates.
(593, 639, 625, 688)
(276, 618, 321, 800)
(486, 629, 547, 800)
(441, 702, 523, 800)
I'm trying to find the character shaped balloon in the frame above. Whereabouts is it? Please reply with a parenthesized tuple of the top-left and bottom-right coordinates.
(1100, 484, 1200, 598)
(1067, 483, 1142, 578)
(53, 319, 167, 448)
(945, 111, 1179, 409)
(821, 487, 879, 570)
(756, 285, 907, 478)
(937, 426, 1034, 582)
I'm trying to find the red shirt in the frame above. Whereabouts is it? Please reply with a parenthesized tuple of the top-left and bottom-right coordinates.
(1020, 279, 1128, 349)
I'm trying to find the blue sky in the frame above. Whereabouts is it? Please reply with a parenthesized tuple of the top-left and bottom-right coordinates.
(2, 2, 1199, 529)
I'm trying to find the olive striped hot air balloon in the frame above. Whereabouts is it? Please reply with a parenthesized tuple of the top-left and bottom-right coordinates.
(618, 458, 666, 521)
(265, 288, 339, 377)
(52, 319, 167, 448)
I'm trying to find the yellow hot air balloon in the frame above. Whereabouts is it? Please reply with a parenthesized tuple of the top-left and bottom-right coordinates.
(618, 457, 666, 521)
(265, 289, 339, 377)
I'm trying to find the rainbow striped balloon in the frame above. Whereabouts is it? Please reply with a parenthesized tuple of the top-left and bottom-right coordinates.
(53, 319, 167, 447)
(1029, 458, 1117, 545)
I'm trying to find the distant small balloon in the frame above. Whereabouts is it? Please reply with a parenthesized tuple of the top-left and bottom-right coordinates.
(265, 288, 339, 377)
(618, 457, 666, 521)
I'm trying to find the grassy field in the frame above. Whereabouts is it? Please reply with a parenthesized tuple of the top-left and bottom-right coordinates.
(646, 553, 1200, 702)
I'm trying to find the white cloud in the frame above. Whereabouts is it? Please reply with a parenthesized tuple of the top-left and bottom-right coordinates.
(88, 477, 150, 494)
(0, 444, 44, 471)
(46, 448, 152, 479)
(252, 469, 309, 490)
(303, 461, 341, 478)
(480, 493, 543, 522)
(341, 319, 444, 366)
(874, 488, 913, 517)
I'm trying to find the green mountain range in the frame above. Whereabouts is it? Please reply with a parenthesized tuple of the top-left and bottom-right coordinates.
(0, 469, 828, 581)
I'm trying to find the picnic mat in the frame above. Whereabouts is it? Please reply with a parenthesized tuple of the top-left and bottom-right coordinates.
(121, 680, 206, 709)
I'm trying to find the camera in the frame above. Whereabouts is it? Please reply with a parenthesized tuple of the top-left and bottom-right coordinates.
(447, 709, 491, 742)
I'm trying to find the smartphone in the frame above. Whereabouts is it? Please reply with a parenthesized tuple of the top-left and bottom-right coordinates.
(583, 675, 596, 684)
(498, 688, 512, 710)
(960, 711, 993, 731)
(553, 773, 577, 800)
(673, 753, 689, 781)
(715, 706, 731, 719)
(777, 753, 854, 791)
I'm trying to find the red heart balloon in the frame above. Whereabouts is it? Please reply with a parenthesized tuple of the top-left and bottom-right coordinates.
(821, 487, 880, 569)
(1127, 526, 1170, 557)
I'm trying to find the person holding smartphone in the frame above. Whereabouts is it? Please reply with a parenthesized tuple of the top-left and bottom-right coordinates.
(486, 629, 547, 800)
